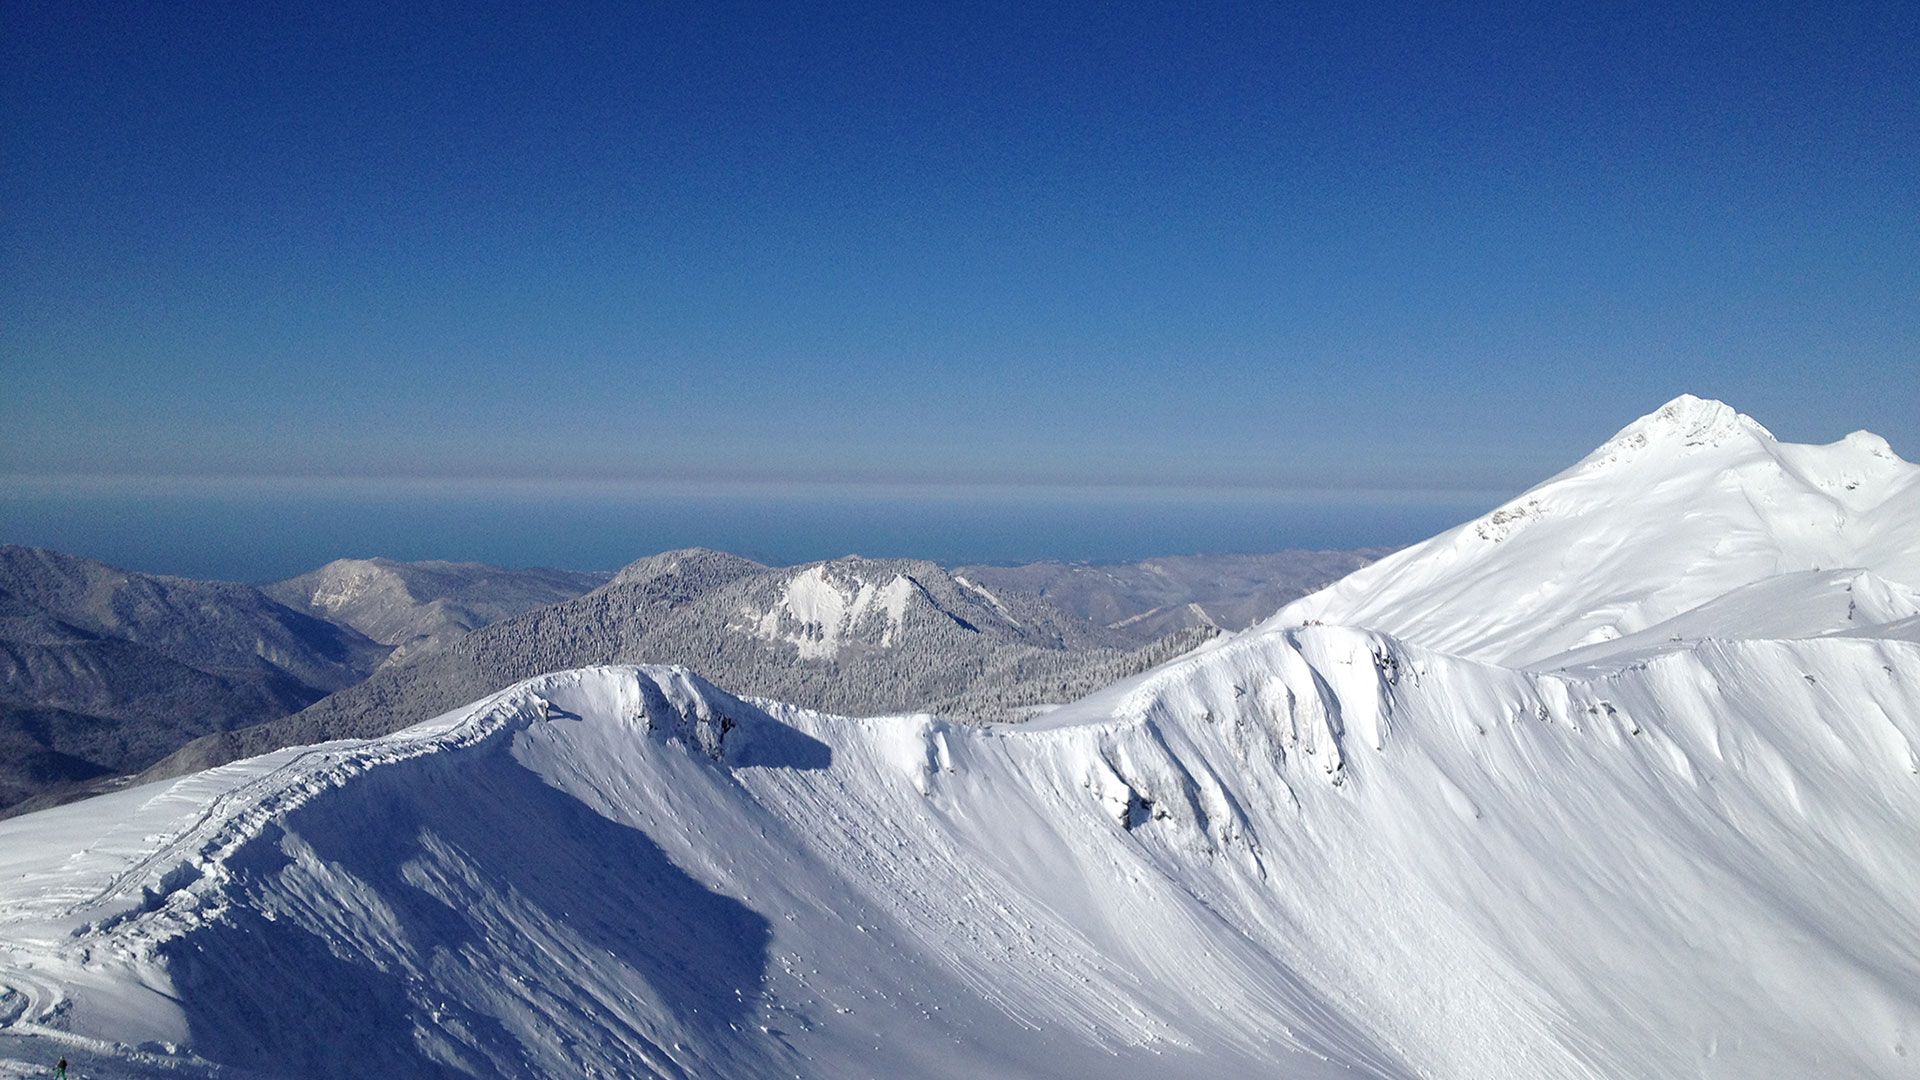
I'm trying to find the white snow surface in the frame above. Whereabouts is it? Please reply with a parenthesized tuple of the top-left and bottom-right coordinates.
(2, 396, 1918, 1079)
(1270, 394, 1920, 666)
(744, 564, 922, 658)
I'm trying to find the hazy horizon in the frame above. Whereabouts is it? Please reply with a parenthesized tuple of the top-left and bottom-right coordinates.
(7, 390, 1909, 580)
(0, 480, 1473, 582)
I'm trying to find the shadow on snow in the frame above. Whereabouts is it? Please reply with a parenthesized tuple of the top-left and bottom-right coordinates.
(162, 715, 831, 1078)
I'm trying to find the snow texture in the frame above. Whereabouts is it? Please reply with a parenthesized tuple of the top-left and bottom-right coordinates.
(1270, 394, 1920, 665)
(1, 396, 1917, 1079)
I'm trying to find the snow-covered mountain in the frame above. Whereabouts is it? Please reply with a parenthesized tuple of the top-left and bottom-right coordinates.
(1, 396, 1916, 1079)
(0, 548, 389, 812)
(0, 551, 611, 814)
(6, 544, 1332, 808)
(144, 553, 1206, 781)
(1269, 394, 1920, 666)
(263, 558, 608, 666)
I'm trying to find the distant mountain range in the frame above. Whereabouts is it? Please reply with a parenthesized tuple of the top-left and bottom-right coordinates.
(0, 544, 1380, 811)
(0, 552, 612, 813)
(5, 397, 1915, 1078)
(0, 547, 386, 808)
(137, 550, 1308, 782)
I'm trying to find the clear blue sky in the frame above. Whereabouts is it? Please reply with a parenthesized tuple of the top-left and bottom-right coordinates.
(1, 2, 1916, 574)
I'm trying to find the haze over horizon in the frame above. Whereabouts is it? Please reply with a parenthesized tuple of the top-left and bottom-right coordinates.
(4, 2, 1915, 574)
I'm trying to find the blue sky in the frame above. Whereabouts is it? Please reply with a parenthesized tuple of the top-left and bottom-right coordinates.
(2, 2, 1916, 573)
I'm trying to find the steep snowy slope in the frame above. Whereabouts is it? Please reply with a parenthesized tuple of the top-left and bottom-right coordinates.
(1541, 567, 1920, 670)
(2, 635, 1916, 1079)
(1272, 395, 1920, 665)
(3, 396, 1915, 1079)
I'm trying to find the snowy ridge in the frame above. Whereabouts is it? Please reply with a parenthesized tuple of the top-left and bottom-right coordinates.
(2, 395, 1917, 1078)
(1582, 392, 1774, 461)
(1270, 395, 1920, 665)
(950, 574, 1022, 627)
(0, 669, 805, 1073)
(3, 627, 1918, 1077)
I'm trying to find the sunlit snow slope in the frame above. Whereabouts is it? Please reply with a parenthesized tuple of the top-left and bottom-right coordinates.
(2, 396, 1917, 1079)
(1271, 394, 1920, 666)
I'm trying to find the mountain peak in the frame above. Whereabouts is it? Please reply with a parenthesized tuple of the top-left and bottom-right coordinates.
(1841, 429, 1898, 460)
(1272, 396, 1919, 665)
(1597, 394, 1775, 457)
(606, 548, 765, 588)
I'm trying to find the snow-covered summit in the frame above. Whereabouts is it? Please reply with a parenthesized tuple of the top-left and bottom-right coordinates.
(727, 555, 1124, 661)
(264, 556, 605, 664)
(1585, 392, 1774, 460)
(1271, 394, 1919, 665)
(2, 396, 1917, 1079)
(602, 546, 765, 590)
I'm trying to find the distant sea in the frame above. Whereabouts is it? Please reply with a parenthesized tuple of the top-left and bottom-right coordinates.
(0, 479, 1504, 582)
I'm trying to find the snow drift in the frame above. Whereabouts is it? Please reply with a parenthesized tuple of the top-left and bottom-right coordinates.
(2, 396, 1917, 1079)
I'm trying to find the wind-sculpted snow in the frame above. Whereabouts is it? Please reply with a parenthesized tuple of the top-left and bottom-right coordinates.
(3, 627, 1917, 1078)
(4, 396, 1918, 1078)
(1272, 395, 1920, 666)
